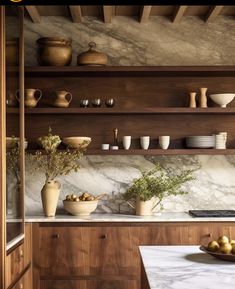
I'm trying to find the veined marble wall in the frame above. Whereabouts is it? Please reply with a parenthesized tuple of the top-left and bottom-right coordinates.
(23, 16, 235, 215)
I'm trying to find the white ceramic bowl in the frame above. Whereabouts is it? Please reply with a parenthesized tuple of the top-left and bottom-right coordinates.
(63, 200, 98, 216)
(209, 93, 235, 108)
(62, 137, 91, 149)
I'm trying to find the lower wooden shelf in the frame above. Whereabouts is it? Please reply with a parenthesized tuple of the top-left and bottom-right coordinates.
(85, 149, 234, 155)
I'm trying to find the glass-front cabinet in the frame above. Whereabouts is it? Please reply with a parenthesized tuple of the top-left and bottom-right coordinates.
(5, 6, 24, 250)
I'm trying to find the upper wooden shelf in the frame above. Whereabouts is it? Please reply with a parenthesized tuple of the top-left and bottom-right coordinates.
(7, 66, 235, 77)
(7, 107, 235, 115)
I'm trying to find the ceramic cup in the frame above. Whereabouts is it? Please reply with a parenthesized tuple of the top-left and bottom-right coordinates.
(122, 136, 131, 150)
(101, 144, 110, 150)
(215, 134, 226, 149)
(140, 136, 150, 150)
(110, 145, 119, 150)
(159, 136, 170, 150)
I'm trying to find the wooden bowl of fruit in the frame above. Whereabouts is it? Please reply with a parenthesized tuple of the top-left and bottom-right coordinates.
(63, 192, 105, 216)
(200, 235, 235, 262)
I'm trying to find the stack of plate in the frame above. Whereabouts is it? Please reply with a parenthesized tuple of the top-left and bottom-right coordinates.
(186, 136, 215, 148)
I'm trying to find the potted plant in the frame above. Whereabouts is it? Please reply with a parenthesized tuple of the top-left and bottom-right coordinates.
(123, 163, 195, 216)
(29, 128, 88, 217)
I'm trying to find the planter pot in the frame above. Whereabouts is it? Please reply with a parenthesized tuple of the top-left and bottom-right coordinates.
(41, 180, 61, 217)
(127, 197, 160, 216)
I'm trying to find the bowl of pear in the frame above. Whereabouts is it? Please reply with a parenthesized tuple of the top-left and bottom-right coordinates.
(200, 235, 235, 262)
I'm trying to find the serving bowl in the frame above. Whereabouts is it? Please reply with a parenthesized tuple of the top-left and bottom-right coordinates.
(63, 200, 98, 216)
(209, 93, 235, 108)
(200, 245, 235, 262)
(6, 137, 28, 149)
(62, 137, 91, 149)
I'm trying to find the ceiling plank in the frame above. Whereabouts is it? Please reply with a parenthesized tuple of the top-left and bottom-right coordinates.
(25, 6, 40, 23)
(103, 6, 112, 23)
(172, 6, 187, 23)
(139, 6, 152, 23)
(205, 6, 224, 22)
(69, 6, 82, 23)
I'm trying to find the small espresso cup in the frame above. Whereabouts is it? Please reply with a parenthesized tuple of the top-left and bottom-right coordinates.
(159, 136, 170, 150)
(140, 136, 150, 150)
(122, 136, 131, 150)
(101, 143, 110, 150)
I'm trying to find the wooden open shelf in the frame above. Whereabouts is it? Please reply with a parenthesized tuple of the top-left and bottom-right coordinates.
(7, 107, 235, 115)
(26, 149, 235, 156)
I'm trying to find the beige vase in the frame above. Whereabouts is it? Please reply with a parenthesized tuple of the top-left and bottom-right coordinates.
(41, 180, 61, 217)
(127, 197, 160, 216)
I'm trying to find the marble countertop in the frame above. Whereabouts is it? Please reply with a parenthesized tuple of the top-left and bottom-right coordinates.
(140, 246, 235, 289)
(25, 212, 235, 222)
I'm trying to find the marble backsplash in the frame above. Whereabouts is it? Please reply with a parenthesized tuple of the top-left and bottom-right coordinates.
(22, 15, 235, 214)
(25, 155, 235, 215)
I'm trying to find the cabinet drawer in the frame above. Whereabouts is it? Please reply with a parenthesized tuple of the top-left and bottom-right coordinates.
(40, 279, 138, 289)
(11, 267, 32, 289)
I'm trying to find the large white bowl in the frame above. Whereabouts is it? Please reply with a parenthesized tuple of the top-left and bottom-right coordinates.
(63, 200, 98, 216)
(62, 137, 91, 149)
(209, 93, 235, 108)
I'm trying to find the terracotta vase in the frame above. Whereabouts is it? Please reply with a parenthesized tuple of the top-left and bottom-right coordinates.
(41, 180, 61, 217)
(54, 91, 73, 108)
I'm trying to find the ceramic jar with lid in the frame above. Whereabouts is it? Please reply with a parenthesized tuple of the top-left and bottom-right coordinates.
(37, 37, 72, 66)
(77, 42, 108, 66)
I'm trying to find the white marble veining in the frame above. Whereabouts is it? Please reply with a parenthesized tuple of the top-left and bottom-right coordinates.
(140, 246, 235, 289)
(25, 212, 235, 223)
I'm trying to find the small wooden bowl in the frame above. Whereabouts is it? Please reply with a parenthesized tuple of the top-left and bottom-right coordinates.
(200, 245, 235, 262)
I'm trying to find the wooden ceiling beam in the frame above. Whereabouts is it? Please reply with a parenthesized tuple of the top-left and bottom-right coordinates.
(103, 6, 112, 23)
(69, 6, 82, 23)
(139, 6, 152, 23)
(205, 6, 224, 22)
(172, 6, 187, 23)
(25, 6, 40, 23)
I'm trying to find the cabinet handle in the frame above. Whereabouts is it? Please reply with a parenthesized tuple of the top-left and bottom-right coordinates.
(206, 233, 212, 238)
(19, 283, 23, 289)
(100, 234, 107, 239)
(52, 234, 60, 239)
(19, 249, 24, 258)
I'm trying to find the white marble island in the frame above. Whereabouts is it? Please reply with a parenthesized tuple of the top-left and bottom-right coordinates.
(140, 246, 235, 289)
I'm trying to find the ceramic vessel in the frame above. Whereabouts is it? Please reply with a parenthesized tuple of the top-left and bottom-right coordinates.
(199, 87, 208, 108)
(54, 91, 72, 108)
(140, 136, 150, 150)
(209, 93, 235, 108)
(122, 136, 131, 150)
(17, 88, 42, 108)
(62, 137, 91, 149)
(127, 197, 159, 216)
(6, 90, 18, 107)
(37, 37, 72, 66)
(63, 200, 98, 216)
(189, 92, 197, 108)
(77, 42, 108, 66)
(41, 180, 61, 217)
(159, 136, 170, 150)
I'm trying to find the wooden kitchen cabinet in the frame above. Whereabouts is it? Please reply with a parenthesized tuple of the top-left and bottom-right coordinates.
(33, 222, 235, 289)
(11, 267, 32, 289)
(6, 223, 32, 289)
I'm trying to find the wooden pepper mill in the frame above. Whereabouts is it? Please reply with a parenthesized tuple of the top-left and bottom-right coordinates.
(113, 128, 118, 146)
(189, 92, 197, 108)
(199, 87, 208, 108)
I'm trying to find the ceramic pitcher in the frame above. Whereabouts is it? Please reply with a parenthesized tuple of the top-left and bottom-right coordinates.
(127, 197, 160, 216)
(16, 88, 42, 108)
(54, 90, 72, 108)
(6, 90, 18, 107)
(41, 180, 61, 217)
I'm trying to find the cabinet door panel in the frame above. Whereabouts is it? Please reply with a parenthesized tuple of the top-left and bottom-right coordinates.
(35, 226, 90, 276)
(41, 279, 138, 289)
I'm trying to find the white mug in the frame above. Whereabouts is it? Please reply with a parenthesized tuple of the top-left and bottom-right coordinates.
(122, 136, 131, 150)
(159, 136, 170, 150)
(140, 136, 150, 150)
(215, 134, 226, 149)
(101, 144, 109, 150)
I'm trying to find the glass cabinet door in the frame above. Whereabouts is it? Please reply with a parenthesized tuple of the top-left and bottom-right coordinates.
(5, 6, 24, 249)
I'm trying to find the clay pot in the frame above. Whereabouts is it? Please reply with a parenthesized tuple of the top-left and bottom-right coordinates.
(41, 180, 61, 217)
(53, 91, 72, 108)
(37, 37, 72, 66)
(6, 38, 19, 66)
(17, 88, 42, 108)
(127, 197, 160, 216)
(77, 42, 108, 66)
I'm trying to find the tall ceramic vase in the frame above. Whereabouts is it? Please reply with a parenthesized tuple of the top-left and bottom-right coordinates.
(41, 180, 61, 217)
